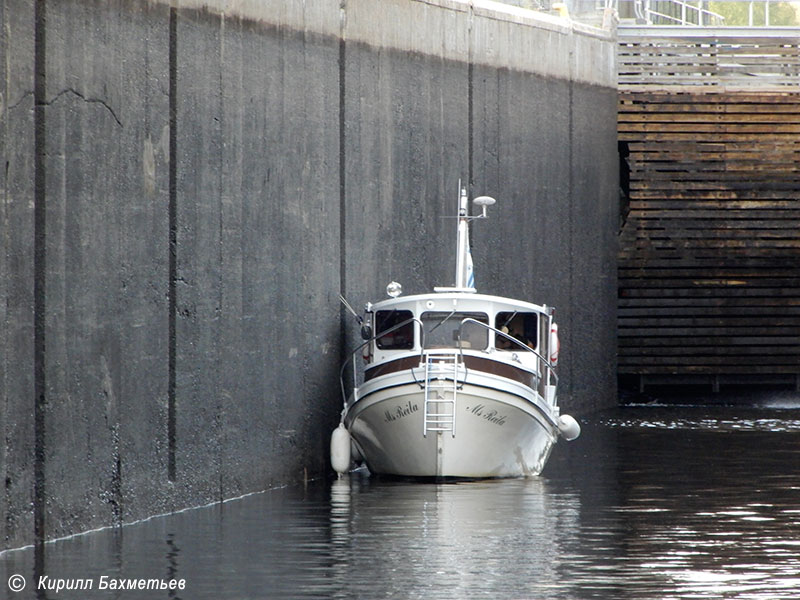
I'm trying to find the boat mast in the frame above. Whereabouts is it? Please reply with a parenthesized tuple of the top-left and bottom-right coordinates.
(454, 184, 470, 289)
(439, 182, 494, 293)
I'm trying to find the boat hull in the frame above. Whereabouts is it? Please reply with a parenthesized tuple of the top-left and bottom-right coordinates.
(344, 376, 558, 478)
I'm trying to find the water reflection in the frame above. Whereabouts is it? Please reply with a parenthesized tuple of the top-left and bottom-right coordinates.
(2, 403, 800, 599)
(578, 405, 800, 600)
(328, 475, 581, 599)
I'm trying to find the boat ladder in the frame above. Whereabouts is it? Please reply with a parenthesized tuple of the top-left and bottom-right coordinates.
(422, 352, 464, 437)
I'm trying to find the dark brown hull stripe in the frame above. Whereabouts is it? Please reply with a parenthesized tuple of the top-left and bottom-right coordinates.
(365, 355, 539, 389)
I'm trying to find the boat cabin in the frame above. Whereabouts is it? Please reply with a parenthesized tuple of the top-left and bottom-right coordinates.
(362, 292, 554, 370)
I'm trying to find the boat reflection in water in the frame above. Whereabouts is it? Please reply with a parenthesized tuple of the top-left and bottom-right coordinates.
(329, 471, 581, 599)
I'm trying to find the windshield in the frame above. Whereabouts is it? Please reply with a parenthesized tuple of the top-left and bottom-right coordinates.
(375, 310, 415, 350)
(421, 312, 488, 349)
(495, 311, 538, 350)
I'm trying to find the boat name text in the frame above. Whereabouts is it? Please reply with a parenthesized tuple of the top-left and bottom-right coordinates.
(384, 401, 419, 423)
(468, 404, 507, 426)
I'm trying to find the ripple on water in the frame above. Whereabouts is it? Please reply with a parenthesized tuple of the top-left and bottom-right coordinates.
(3, 404, 800, 599)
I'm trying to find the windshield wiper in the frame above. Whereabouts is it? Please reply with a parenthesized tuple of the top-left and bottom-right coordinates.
(428, 309, 457, 334)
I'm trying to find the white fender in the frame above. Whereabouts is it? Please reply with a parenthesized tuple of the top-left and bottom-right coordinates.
(558, 414, 581, 441)
(330, 423, 351, 475)
(549, 323, 560, 367)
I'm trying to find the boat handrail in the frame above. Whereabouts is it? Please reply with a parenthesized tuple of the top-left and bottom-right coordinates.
(339, 317, 426, 417)
(457, 318, 559, 387)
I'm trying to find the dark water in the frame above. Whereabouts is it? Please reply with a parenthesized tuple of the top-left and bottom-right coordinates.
(3, 398, 800, 599)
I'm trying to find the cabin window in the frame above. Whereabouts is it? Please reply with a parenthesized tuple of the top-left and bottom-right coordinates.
(421, 312, 488, 350)
(495, 312, 538, 350)
(375, 310, 415, 350)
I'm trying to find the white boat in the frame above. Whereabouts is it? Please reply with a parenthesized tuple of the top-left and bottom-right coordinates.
(331, 184, 580, 478)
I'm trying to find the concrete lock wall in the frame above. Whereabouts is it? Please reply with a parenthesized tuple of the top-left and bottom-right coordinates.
(1, 0, 617, 550)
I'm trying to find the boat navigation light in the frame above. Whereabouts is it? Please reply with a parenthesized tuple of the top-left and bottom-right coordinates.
(473, 195, 496, 218)
(386, 281, 403, 298)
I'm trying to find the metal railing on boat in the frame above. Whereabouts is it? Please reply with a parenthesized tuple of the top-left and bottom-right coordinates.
(338, 317, 425, 417)
(457, 318, 559, 405)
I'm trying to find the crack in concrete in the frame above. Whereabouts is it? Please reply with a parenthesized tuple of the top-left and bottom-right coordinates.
(45, 88, 122, 127)
(7, 91, 35, 112)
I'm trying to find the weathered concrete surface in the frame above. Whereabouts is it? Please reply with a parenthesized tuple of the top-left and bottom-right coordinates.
(567, 84, 619, 411)
(1, 0, 617, 550)
(471, 72, 619, 410)
(41, 0, 173, 543)
(173, 6, 341, 510)
(2, 0, 37, 552)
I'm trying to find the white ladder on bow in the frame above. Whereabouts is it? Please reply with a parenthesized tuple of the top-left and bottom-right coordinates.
(422, 351, 464, 437)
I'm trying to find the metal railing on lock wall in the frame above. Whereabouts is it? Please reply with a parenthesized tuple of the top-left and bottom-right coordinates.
(496, 0, 798, 27)
(618, 0, 725, 25)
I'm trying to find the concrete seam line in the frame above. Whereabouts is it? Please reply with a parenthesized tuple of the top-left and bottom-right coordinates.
(33, 0, 47, 551)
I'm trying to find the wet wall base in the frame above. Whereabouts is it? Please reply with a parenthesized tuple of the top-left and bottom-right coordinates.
(1, 0, 617, 550)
